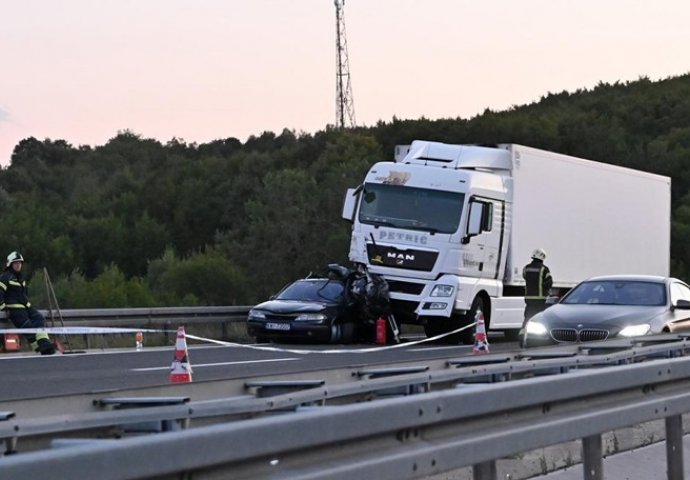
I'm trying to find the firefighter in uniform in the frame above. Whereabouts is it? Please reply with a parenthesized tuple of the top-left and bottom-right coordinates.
(521, 248, 553, 331)
(0, 252, 56, 355)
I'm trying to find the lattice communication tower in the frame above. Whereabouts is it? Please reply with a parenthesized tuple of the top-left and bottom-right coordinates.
(334, 0, 356, 128)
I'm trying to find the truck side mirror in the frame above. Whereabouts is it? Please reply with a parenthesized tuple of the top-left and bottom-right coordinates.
(342, 187, 359, 222)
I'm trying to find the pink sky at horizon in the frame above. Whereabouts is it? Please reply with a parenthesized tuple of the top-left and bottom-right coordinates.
(1, 0, 689, 166)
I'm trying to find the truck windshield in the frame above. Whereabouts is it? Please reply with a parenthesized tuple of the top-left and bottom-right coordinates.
(358, 183, 465, 234)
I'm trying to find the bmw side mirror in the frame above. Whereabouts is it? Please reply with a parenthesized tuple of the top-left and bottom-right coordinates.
(545, 295, 560, 305)
(674, 299, 690, 309)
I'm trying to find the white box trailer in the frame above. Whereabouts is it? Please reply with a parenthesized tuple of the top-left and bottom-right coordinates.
(342, 141, 671, 341)
(506, 144, 670, 285)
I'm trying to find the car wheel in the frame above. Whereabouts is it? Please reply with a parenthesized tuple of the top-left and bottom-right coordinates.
(255, 335, 269, 344)
(339, 322, 355, 344)
(330, 324, 341, 343)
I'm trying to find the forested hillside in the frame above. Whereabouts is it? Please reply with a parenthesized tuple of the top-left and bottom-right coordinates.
(4, 74, 690, 308)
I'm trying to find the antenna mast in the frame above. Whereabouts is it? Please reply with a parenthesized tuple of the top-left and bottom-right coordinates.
(334, 0, 356, 128)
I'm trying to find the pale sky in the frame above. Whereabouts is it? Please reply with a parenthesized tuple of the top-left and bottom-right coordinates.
(1, 0, 689, 166)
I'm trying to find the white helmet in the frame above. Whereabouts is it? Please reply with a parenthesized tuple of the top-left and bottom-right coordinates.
(531, 248, 546, 261)
(6, 251, 24, 267)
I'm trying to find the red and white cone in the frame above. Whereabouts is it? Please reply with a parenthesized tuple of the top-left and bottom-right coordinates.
(472, 309, 490, 355)
(170, 326, 193, 383)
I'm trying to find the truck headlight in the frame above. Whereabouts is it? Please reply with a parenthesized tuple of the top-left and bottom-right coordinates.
(525, 320, 548, 336)
(430, 285, 454, 297)
(619, 324, 650, 337)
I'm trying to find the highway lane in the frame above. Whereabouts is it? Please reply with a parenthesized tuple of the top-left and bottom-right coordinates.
(0, 335, 517, 401)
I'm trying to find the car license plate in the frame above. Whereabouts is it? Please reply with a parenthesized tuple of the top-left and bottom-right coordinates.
(266, 322, 290, 331)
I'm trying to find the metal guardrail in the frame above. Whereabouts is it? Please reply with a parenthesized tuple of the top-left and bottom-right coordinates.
(38, 306, 252, 327)
(1, 355, 690, 479)
(1, 336, 690, 479)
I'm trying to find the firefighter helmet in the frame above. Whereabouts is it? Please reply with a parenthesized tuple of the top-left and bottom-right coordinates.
(531, 248, 546, 261)
(6, 251, 24, 267)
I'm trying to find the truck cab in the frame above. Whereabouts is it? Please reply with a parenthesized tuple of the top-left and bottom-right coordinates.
(342, 141, 514, 342)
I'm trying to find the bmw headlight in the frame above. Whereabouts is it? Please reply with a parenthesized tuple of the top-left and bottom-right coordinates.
(294, 313, 327, 323)
(248, 310, 266, 321)
(525, 320, 548, 336)
(430, 285, 454, 297)
(619, 324, 651, 337)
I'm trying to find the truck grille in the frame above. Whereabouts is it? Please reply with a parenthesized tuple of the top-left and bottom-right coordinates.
(387, 281, 425, 295)
(366, 244, 437, 272)
(551, 328, 609, 343)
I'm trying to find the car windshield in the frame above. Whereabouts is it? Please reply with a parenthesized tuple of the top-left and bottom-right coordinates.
(562, 280, 666, 306)
(358, 183, 465, 234)
(275, 280, 344, 302)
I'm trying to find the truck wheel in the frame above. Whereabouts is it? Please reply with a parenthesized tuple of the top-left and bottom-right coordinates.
(503, 329, 521, 341)
(424, 315, 472, 344)
(423, 320, 444, 339)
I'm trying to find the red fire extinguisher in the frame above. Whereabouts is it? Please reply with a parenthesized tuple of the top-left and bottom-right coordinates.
(375, 316, 387, 345)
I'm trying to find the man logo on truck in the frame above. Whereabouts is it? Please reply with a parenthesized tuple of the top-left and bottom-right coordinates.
(388, 252, 415, 265)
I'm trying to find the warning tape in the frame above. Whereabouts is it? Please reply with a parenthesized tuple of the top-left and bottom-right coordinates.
(0, 327, 169, 335)
(184, 321, 478, 354)
(0, 322, 479, 354)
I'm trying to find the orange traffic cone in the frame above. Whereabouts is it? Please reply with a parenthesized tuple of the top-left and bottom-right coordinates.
(170, 326, 193, 383)
(472, 309, 490, 355)
(3, 334, 20, 352)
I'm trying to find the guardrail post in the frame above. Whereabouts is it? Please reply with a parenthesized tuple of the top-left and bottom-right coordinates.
(665, 414, 684, 480)
(472, 460, 496, 480)
(582, 434, 603, 480)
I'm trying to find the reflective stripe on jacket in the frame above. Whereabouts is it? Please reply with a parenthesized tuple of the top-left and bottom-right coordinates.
(0, 269, 30, 311)
(522, 259, 553, 300)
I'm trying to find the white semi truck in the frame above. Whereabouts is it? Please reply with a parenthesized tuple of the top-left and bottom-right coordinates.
(342, 140, 671, 342)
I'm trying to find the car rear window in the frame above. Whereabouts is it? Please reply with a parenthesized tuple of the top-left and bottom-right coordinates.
(276, 280, 344, 302)
(562, 280, 666, 306)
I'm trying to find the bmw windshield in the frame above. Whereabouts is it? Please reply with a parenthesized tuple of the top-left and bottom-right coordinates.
(358, 183, 465, 234)
(561, 280, 666, 306)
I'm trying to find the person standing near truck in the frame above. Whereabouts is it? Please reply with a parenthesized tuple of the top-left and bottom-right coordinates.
(521, 248, 553, 332)
(0, 251, 57, 355)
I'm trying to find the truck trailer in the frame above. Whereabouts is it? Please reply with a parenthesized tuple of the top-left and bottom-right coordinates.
(341, 140, 671, 342)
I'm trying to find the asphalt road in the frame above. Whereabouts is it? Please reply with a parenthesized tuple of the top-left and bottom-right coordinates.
(0, 334, 517, 401)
